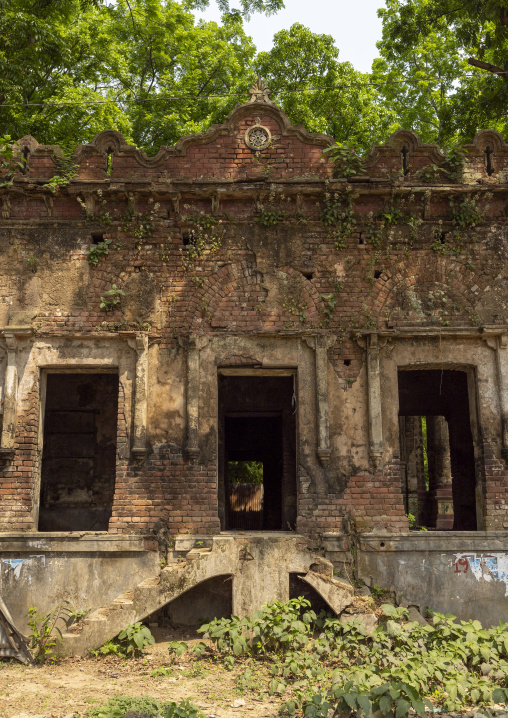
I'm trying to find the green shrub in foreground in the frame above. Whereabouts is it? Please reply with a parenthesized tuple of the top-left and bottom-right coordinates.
(196, 598, 508, 716)
(85, 695, 204, 718)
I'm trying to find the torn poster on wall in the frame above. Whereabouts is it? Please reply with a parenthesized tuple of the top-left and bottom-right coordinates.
(453, 553, 508, 596)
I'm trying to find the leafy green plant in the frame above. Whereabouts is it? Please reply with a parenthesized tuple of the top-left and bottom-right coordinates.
(85, 695, 205, 718)
(449, 192, 491, 240)
(91, 622, 154, 658)
(117, 622, 155, 656)
(89, 639, 127, 658)
(414, 147, 466, 185)
(0, 136, 26, 188)
(185, 209, 217, 229)
(321, 142, 366, 179)
(99, 284, 125, 312)
(228, 460, 263, 485)
(168, 640, 188, 661)
(88, 238, 112, 266)
(27, 603, 70, 662)
(444, 147, 468, 184)
(26, 256, 38, 273)
(42, 154, 78, 193)
(320, 293, 338, 322)
(321, 187, 357, 250)
(415, 163, 445, 183)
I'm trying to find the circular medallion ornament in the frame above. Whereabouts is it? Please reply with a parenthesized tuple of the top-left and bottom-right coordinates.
(245, 120, 271, 151)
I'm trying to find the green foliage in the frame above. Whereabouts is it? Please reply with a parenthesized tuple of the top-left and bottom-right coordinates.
(0, 136, 26, 188)
(99, 284, 125, 312)
(321, 143, 366, 179)
(185, 210, 217, 230)
(27, 603, 71, 662)
(376, 0, 508, 146)
(199, 597, 319, 658)
(255, 23, 394, 153)
(406, 512, 416, 528)
(321, 188, 357, 250)
(87, 238, 112, 266)
(258, 206, 287, 226)
(181, 210, 224, 265)
(26, 256, 38, 273)
(415, 147, 467, 184)
(90, 639, 127, 658)
(257, 190, 288, 226)
(168, 640, 189, 661)
(117, 622, 155, 656)
(193, 596, 508, 716)
(91, 622, 154, 658)
(85, 694, 205, 718)
(319, 293, 338, 322)
(42, 154, 79, 193)
(228, 460, 263, 485)
(449, 192, 490, 238)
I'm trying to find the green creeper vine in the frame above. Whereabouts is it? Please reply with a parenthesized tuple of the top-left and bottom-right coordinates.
(87, 238, 112, 266)
(99, 284, 125, 312)
(415, 148, 467, 185)
(321, 187, 357, 250)
(42, 154, 78, 193)
(0, 136, 26, 188)
(257, 189, 288, 226)
(321, 142, 366, 179)
(449, 192, 491, 241)
(179, 208, 224, 304)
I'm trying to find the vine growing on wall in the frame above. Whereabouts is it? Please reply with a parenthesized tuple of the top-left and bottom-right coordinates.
(99, 284, 125, 312)
(0, 135, 26, 188)
(449, 192, 491, 241)
(42, 154, 78, 193)
(321, 142, 366, 179)
(257, 188, 289, 226)
(77, 191, 160, 247)
(321, 186, 358, 250)
(179, 207, 225, 309)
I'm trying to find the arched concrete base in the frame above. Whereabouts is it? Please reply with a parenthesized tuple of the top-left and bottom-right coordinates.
(58, 533, 354, 656)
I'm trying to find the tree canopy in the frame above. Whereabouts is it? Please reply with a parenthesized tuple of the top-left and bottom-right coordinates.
(376, 0, 508, 146)
(0, 0, 506, 156)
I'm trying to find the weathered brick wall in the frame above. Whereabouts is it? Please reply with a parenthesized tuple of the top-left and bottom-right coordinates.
(1, 98, 508, 537)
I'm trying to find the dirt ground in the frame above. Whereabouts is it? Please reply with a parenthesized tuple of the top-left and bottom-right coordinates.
(0, 627, 281, 718)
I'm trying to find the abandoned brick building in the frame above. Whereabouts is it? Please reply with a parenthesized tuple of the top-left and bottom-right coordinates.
(1, 80, 508, 652)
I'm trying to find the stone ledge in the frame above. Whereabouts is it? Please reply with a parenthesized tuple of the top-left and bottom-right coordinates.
(0, 532, 149, 553)
(358, 531, 508, 552)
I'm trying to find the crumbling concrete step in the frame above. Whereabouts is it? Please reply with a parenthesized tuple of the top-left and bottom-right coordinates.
(186, 548, 211, 561)
(137, 577, 160, 588)
(112, 591, 134, 604)
(300, 571, 354, 615)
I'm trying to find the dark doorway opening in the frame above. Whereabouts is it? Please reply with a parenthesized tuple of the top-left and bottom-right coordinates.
(218, 374, 297, 531)
(38, 372, 119, 531)
(398, 369, 478, 531)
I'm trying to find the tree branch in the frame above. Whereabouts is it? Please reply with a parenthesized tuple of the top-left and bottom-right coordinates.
(468, 57, 508, 76)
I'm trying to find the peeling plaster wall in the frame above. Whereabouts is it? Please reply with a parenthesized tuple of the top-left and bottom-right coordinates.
(356, 534, 508, 626)
(0, 536, 158, 633)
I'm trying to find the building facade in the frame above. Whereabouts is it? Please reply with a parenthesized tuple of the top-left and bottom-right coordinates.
(1, 82, 508, 643)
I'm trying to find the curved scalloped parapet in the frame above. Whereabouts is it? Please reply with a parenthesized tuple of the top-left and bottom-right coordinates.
(9, 96, 508, 184)
(362, 129, 445, 178)
(461, 129, 508, 182)
(65, 101, 335, 181)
